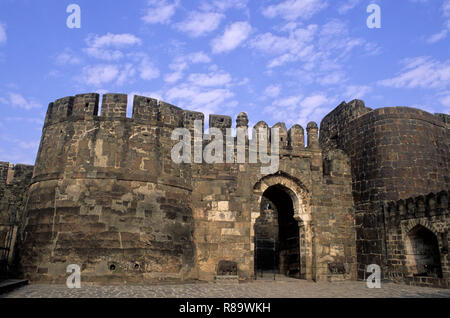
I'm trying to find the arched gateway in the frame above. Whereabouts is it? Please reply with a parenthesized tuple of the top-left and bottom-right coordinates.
(405, 224, 443, 278)
(252, 173, 313, 280)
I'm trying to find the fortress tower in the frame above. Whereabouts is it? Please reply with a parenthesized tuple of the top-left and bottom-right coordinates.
(18, 94, 197, 283)
(320, 100, 449, 286)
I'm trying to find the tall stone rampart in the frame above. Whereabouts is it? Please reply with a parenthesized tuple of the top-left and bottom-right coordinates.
(320, 100, 449, 278)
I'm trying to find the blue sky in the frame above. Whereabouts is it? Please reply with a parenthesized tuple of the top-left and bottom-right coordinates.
(0, 0, 449, 165)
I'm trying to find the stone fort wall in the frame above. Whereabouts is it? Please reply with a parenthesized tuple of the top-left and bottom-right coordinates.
(382, 191, 449, 288)
(10, 93, 356, 284)
(6, 94, 447, 286)
(320, 100, 449, 280)
(0, 162, 33, 268)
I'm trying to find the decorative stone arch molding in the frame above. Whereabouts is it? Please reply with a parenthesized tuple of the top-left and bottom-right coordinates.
(253, 171, 311, 223)
(403, 219, 443, 238)
(252, 171, 314, 280)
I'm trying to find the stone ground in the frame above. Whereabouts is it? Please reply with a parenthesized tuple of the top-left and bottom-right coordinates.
(2, 276, 450, 298)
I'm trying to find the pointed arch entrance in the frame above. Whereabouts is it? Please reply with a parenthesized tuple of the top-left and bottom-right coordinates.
(252, 172, 312, 280)
(405, 224, 443, 278)
(255, 184, 300, 277)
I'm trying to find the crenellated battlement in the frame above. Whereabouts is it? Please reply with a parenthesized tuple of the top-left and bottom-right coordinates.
(289, 125, 305, 148)
(42, 93, 320, 154)
(44, 93, 183, 126)
(132, 95, 159, 123)
(0, 162, 33, 188)
(383, 190, 449, 224)
(32, 93, 325, 194)
(101, 94, 128, 118)
(209, 114, 232, 129)
(0, 161, 9, 184)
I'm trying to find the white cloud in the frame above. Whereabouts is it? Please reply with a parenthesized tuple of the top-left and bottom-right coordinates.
(0, 23, 6, 44)
(55, 49, 82, 65)
(211, 21, 252, 54)
(263, 95, 302, 124)
(164, 58, 187, 83)
(297, 94, 330, 125)
(74, 33, 159, 86)
(317, 72, 346, 86)
(378, 57, 450, 89)
(200, 0, 248, 12)
(250, 20, 366, 70)
(163, 52, 211, 84)
(428, 29, 448, 43)
(319, 19, 365, 56)
(164, 68, 236, 115)
(142, 0, 179, 24)
(250, 19, 375, 87)
(364, 42, 383, 56)
(81, 64, 120, 86)
(337, 0, 361, 15)
(164, 72, 184, 83)
(140, 58, 160, 80)
(301, 94, 329, 109)
(250, 25, 317, 55)
(278, 95, 304, 108)
(187, 71, 232, 87)
(439, 94, 450, 108)
(0, 93, 42, 110)
(86, 33, 142, 48)
(80, 57, 159, 86)
(262, 0, 327, 21)
(344, 85, 372, 100)
(175, 11, 224, 37)
(84, 47, 124, 61)
(84, 33, 142, 61)
(444, 0, 450, 17)
(169, 59, 188, 72)
(427, 0, 450, 43)
(116, 64, 137, 86)
(0, 135, 40, 164)
(165, 85, 234, 116)
(263, 93, 330, 126)
(188, 51, 211, 63)
(264, 85, 282, 98)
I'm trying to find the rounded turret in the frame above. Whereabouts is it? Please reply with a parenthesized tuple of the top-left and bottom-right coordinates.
(20, 93, 196, 284)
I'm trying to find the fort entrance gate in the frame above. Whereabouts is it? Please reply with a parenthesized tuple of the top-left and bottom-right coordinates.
(255, 185, 300, 278)
(252, 173, 313, 280)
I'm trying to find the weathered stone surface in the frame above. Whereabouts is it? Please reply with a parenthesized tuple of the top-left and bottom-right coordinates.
(217, 260, 238, 276)
(1, 94, 447, 289)
(4, 280, 450, 298)
(0, 162, 33, 276)
(381, 191, 449, 288)
(320, 100, 449, 287)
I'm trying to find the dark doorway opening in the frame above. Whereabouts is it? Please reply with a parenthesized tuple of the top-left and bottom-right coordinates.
(255, 185, 300, 278)
(407, 225, 443, 278)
